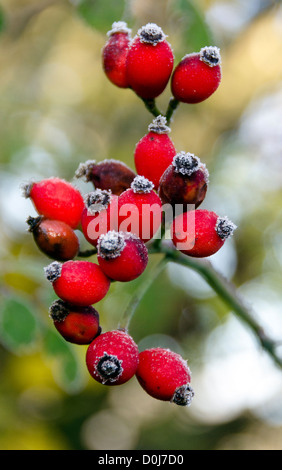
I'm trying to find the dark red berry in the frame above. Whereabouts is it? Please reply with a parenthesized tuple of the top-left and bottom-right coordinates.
(27, 216, 79, 261)
(102, 21, 132, 88)
(86, 329, 139, 385)
(134, 115, 176, 189)
(49, 299, 101, 345)
(44, 260, 111, 306)
(171, 46, 222, 104)
(136, 348, 194, 406)
(118, 175, 163, 243)
(97, 230, 148, 282)
(126, 23, 174, 99)
(75, 159, 136, 196)
(171, 209, 237, 257)
(23, 177, 84, 229)
(81, 189, 119, 247)
(158, 151, 209, 210)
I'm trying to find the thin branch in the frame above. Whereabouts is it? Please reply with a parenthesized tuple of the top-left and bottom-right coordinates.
(148, 242, 282, 369)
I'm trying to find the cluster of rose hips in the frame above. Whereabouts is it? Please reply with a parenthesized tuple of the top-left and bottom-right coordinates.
(22, 21, 237, 408)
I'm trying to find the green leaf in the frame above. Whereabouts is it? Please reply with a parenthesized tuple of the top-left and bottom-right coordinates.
(171, 0, 214, 58)
(75, 0, 127, 32)
(0, 297, 39, 354)
(0, 6, 5, 34)
(43, 328, 86, 393)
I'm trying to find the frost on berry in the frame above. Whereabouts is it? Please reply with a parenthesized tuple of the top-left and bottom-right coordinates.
(84, 189, 112, 215)
(131, 175, 154, 194)
(200, 46, 221, 67)
(49, 299, 69, 322)
(107, 21, 132, 37)
(75, 160, 97, 182)
(172, 384, 195, 407)
(172, 152, 200, 176)
(97, 230, 126, 259)
(216, 216, 237, 240)
(96, 353, 123, 384)
(138, 23, 167, 45)
(44, 261, 62, 282)
(148, 115, 171, 134)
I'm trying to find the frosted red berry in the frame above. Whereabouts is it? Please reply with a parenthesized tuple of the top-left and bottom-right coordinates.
(75, 159, 136, 196)
(49, 299, 101, 345)
(97, 230, 148, 282)
(171, 46, 222, 104)
(44, 260, 111, 306)
(81, 189, 119, 247)
(126, 23, 174, 99)
(86, 329, 139, 385)
(158, 151, 209, 210)
(118, 175, 163, 243)
(27, 216, 79, 261)
(171, 209, 237, 257)
(134, 115, 176, 189)
(23, 177, 84, 229)
(136, 347, 194, 406)
(102, 21, 132, 88)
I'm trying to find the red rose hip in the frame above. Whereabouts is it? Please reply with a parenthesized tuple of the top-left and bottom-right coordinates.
(23, 177, 84, 229)
(158, 151, 209, 210)
(134, 115, 176, 189)
(136, 347, 194, 406)
(86, 329, 139, 385)
(118, 175, 163, 242)
(171, 209, 237, 257)
(97, 230, 148, 282)
(102, 21, 132, 88)
(49, 299, 101, 345)
(81, 189, 119, 247)
(27, 216, 79, 261)
(44, 260, 111, 306)
(171, 46, 222, 104)
(126, 23, 174, 99)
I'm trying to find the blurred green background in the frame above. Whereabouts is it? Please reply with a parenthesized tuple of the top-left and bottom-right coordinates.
(1, 0, 282, 450)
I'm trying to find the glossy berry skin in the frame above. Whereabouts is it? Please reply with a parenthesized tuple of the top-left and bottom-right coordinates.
(102, 22, 132, 88)
(97, 231, 148, 282)
(136, 348, 194, 406)
(81, 191, 119, 247)
(75, 159, 136, 196)
(171, 47, 221, 104)
(49, 300, 101, 345)
(23, 177, 84, 229)
(86, 330, 139, 385)
(158, 152, 208, 210)
(134, 116, 176, 189)
(118, 176, 163, 243)
(27, 216, 79, 261)
(44, 260, 111, 307)
(126, 23, 174, 99)
(171, 209, 236, 258)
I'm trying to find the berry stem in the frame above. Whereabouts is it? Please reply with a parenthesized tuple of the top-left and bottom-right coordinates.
(140, 98, 163, 118)
(165, 97, 179, 125)
(77, 248, 97, 258)
(118, 256, 169, 331)
(148, 242, 282, 369)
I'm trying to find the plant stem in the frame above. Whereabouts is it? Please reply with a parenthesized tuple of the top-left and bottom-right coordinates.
(166, 97, 180, 125)
(148, 242, 282, 369)
(118, 256, 168, 331)
(77, 248, 97, 258)
(141, 98, 163, 118)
